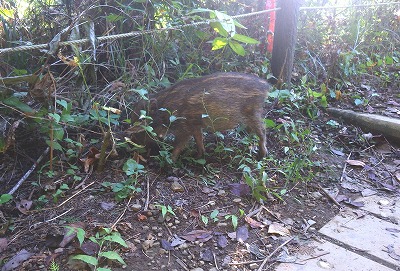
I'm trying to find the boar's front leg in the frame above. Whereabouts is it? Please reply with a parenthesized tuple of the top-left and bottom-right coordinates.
(171, 126, 204, 161)
(192, 127, 205, 158)
(171, 133, 192, 161)
(247, 117, 267, 160)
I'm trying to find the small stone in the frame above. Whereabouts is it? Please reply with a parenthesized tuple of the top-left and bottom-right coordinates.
(378, 199, 390, 206)
(218, 189, 227, 196)
(217, 222, 228, 227)
(249, 263, 259, 270)
(232, 198, 242, 203)
(166, 176, 180, 182)
(190, 268, 204, 271)
(311, 191, 322, 199)
(131, 204, 142, 211)
(171, 181, 184, 192)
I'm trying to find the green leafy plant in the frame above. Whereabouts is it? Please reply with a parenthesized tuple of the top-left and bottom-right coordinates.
(190, 9, 259, 56)
(48, 260, 60, 271)
(53, 184, 69, 203)
(155, 204, 176, 218)
(0, 194, 13, 205)
(225, 213, 239, 230)
(102, 159, 144, 201)
(70, 227, 127, 271)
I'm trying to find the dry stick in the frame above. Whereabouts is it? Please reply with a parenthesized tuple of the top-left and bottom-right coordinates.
(257, 237, 295, 271)
(315, 184, 341, 207)
(111, 196, 133, 230)
(143, 176, 150, 211)
(339, 152, 352, 183)
(29, 207, 74, 230)
(29, 181, 96, 212)
(8, 147, 50, 195)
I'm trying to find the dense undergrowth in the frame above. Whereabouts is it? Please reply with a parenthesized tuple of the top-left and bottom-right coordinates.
(0, 0, 399, 214)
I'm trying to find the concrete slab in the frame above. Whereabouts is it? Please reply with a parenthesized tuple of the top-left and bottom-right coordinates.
(358, 194, 399, 221)
(319, 209, 400, 266)
(275, 239, 394, 271)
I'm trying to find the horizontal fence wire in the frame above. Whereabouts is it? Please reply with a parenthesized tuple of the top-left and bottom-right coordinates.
(0, 2, 399, 55)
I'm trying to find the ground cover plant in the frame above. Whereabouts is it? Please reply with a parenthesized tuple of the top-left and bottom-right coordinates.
(0, 0, 399, 270)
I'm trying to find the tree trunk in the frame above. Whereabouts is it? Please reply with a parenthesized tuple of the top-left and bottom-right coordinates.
(270, 0, 301, 87)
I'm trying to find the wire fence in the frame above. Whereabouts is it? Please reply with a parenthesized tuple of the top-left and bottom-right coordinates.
(1, 2, 399, 55)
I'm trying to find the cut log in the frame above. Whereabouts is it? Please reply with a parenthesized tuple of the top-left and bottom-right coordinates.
(326, 108, 400, 143)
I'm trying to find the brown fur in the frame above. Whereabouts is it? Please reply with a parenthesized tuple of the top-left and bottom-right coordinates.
(131, 72, 271, 161)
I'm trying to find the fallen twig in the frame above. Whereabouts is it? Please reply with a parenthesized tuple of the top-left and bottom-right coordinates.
(112, 196, 132, 230)
(315, 184, 341, 207)
(339, 152, 352, 183)
(8, 147, 50, 195)
(143, 176, 150, 211)
(257, 236, 294, 271)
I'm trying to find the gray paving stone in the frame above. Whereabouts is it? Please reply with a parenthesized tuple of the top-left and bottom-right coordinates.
(319, 208, 400, 267)
(275, 239, 394, 271)
(358, 194, 399, 222)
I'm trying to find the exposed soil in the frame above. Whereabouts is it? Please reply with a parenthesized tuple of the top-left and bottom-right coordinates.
(1, 82, 399, 271)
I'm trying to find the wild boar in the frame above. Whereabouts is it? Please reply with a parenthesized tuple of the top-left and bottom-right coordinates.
(131, 72, 270, 161)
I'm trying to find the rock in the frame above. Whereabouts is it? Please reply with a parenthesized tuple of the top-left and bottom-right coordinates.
(218, 189, 227, 196)
(311, 191, 322, 199)
(249, 263, 259, 270)
(131, 203, 142, 211)
(233, 198, 242, 203)
(171, 181, 184, 192)
(190, 268, 204, 271)
(166, 176, 180, 182)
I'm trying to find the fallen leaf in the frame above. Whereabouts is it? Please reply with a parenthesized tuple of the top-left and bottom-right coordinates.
(1, 249, 33, 271)
(0, 238, 7, 253)
(346, 159, 366, 167)
(16, 199, 33, 214)
(335, 194, 348, 202)
(386, 244, 400, 261)
(180, 230, 212, 242)
(59, 222, 86, 248)
(236, 225, 249, 242)
(227, 231, 236, 240)
(200, 247, 214, 262)
(361, 188, 377, 197)
(330, 148, 345, 156)
(343, 199, 364, 208)
(268, 222, 290, 236)
(217, 235, 228, 248)
(170, 236, 186, 247)
(189, 209, 200, 218)
(137, 213, 147, 221)
(100, 201, 115, 211)
(160, 239, 174, 251)
(245, 216, 264, 228)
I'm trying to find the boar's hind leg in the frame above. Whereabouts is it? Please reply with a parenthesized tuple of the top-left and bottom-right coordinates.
(247, 120, 267, 160)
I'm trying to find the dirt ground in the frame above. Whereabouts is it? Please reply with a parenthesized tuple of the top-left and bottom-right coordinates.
(0, 82, 399, 271)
